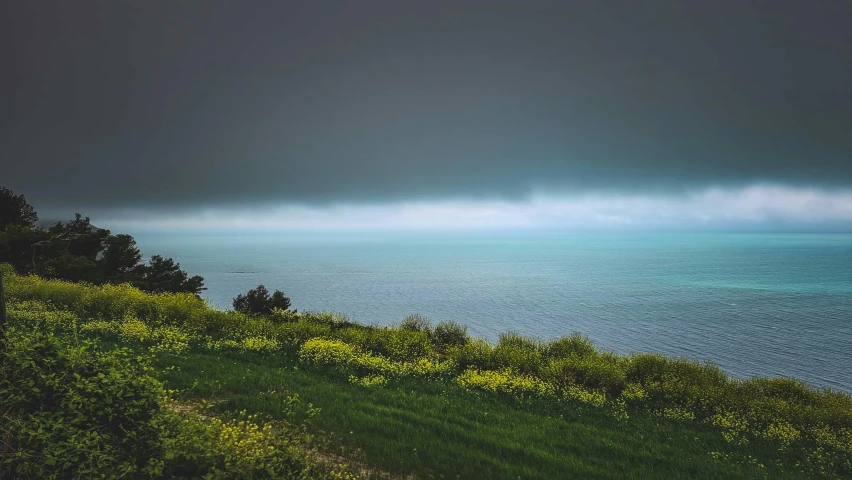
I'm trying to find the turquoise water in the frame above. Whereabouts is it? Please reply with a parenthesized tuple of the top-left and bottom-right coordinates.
(130, 231, 852, 391)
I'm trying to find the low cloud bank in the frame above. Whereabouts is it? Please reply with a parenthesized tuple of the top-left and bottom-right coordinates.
(98, 185, 852, 232)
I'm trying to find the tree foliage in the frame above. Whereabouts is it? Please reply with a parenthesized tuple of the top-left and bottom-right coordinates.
(233, 284, 292, 315)
(0, 186, 38, 231)
(134, 255, 206, 295)
(0, 186, 205, 295)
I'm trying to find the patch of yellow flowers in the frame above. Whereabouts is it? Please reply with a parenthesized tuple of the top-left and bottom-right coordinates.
(119, 315, 151, 342)
(349, 375, 388, 387)
(7, 300, 79, 330)
(456, 368, 555, 397)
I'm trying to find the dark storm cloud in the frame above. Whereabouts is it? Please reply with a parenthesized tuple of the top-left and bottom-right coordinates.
(2, 0, 850, 212)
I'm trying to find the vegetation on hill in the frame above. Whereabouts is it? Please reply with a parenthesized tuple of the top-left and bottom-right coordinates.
(1, 265, 850, 479)
(233, 284, 294, 315)
(0, 186, 204, 295)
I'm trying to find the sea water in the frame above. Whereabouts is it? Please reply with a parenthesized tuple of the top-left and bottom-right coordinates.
(129, 231, 852, 391)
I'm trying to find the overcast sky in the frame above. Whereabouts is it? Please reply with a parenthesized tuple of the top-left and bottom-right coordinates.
(2, 1, 851, 229)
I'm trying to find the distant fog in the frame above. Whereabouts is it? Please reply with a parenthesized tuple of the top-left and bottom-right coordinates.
(79, 184, 852, 233)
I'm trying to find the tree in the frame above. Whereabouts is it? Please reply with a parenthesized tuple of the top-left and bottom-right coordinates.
(29, 213, 112, 282)
(134, 255, 205, 296)
(0, 223, 49, 273)
(36, 254, 102, 284)
(0, 186, 38, 231)
(233, 285, 291, 315)
(46, 213, 111, 261)
(100, 234, 142, 276)
(0, 185, 205, 295)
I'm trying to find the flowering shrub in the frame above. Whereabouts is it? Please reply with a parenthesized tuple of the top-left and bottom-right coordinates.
(240, 335, 280, 352)
(300, 338, 358, 365)
(119, 314, 152, 343)
(349, 375, 388, 387)
(7, 299, 79, 330)
(80, 319, 116, 335)
(300, 339, 456, 380)
(562, 385, 608, 408)
(404, 357, 457, 378)
(456, 368, 555, 398)
(544, 354, 627, 395)
(150, 326, 192, 354)
(162, 410, 308, 479)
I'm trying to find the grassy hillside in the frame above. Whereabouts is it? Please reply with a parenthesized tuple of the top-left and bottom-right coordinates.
(2, 265, 851, 479)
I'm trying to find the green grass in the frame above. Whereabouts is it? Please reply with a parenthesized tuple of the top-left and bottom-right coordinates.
(156, 349, 803, 479)
(5, 268, 849, 479)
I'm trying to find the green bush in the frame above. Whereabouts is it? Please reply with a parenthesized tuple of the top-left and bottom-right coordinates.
(447, 338, 495, 371)
(1, 324, 168, 477)
(232, 284, 291, 315)
(544, 353, 627, 395)
(544, 332, 597, 359)
(160, 410, 308, 479)
(627, 354, 729, 415)
(277, 320, 333, 344)
(269, 307, 301, 324)
(4, 273, 213, 331)
(299, 338, 358, 365)
(333, 324, 375, 351)
(0, 262, 15, 277)
(301, 311, 351, 328)
(493, 332, 544, 375)
(399, 313, 432, 334)
(0, 322, 313, 479)
(382, 328, 432, 361)
(432, 320, 469, 352)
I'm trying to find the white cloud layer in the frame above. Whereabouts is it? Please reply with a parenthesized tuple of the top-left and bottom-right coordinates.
(101, 185, 852, 231)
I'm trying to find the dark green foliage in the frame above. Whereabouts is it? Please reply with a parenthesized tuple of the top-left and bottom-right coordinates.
(299, 311, 351, 328)
(492, 331, 545, 374)
(269, 308, 301, 324)
(545, 354, 628, 395)
(544, 332, 597, 359)
(45, 214, 111, 262)
(447, 338, 496, 370)
(1, 325, 168, 477)
(37, 253, 103, 284)
(0, 186, 38, 231)
(233, 284, 291, 315)
(729, 377, 852, 433)
(353, 327, 431, 361)
(135, 255, 206, 296)
(101, 234, 142, 277)
(0, 321, 313, 479)
(627, 354, 729, 413)
(384, 329, 431, 360)
(0, 266, 8, 340)
(0, 223, 50, 272)
(276, 320, 333, 344)
(399, 313, 431, 334)
(542, 333, 628, 395)
(333, 325, 374, 350)
(0, 186, 205, 296)
(432, 320, 469, 352)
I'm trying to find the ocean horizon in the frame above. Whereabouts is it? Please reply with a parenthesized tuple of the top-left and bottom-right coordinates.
(130, 230, 852, 392)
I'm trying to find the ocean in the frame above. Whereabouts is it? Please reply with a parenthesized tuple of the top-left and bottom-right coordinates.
(129, 231, 852, 391)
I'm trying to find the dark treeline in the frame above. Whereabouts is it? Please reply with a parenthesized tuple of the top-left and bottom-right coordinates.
(0, 186, 204, 295)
